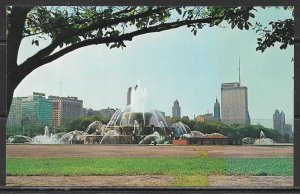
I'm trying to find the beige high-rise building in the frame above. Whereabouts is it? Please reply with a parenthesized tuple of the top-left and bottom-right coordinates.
(6, 97, 26, 127)
(221, 82, 250, 124)
(48, 96, 83, 128)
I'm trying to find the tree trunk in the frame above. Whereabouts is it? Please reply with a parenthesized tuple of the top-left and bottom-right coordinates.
(6, 6, 33, 112)
(0, 6, 33, 186)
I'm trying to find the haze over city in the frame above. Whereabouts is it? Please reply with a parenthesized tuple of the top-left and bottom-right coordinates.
(13, 7, 293, 128)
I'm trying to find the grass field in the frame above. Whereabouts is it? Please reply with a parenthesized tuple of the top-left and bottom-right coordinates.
(6, 145, 293, 187)
(7, 157, 293, 177)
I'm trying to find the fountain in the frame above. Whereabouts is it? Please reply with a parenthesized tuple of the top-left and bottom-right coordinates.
(96, 83, 171, 144)
(44, 126, 50, 136)
(254, 130, 274, 145)
(172, 121, 191, 138)
(86, 121, 103, 134)
(99, 130, 121, 144)
(31, 126, 63, 144)
(138, 131, 166, 144)
(6, 125, 85, 144)
(7, 135, 32, 143)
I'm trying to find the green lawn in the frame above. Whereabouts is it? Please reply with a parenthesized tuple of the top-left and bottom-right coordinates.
(7, 157, 293, 177)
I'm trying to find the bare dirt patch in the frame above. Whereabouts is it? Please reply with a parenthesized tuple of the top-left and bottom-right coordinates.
(6, 145, 293, 158)
(208, 175, 293, 188)
(6, 175, 293, 187)
(6, 175, 174, 187)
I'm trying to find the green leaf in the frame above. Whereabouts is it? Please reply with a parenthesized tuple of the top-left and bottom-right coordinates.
(110, 43, 117, 49)
(129, 9, 135, 16)
(149, 19, 157, 25)
(237, 22, 243, 30)
(96, 30, 103, 37)
(245, 23, 249, 30)
(231, 22, 235, 29)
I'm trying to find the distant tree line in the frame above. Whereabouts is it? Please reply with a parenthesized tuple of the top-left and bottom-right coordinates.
(7, 115, 292, 143)
(6, 115, 110, 138)
(167, 117, 292, 143)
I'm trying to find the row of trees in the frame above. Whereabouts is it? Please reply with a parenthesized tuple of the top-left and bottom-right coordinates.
(6, 115, 111, 138)
(7, 115, 292, 143)
(168, 117, 292, 143)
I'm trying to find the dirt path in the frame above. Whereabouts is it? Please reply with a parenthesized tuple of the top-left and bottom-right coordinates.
(6, 175, 292, 187)
(6, 175, 174, 187)
(7, 145, 293, 158)
(208, 175, 293, 187)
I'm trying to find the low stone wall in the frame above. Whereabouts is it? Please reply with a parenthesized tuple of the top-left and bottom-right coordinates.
(187, 137, 242, 145)
(78, 135, 148, 144)
(172, 139, 189, 146)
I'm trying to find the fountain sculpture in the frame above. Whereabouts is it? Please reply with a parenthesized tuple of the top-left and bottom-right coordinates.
(254, 130, 274, 145)
(96, 83, 172, 144)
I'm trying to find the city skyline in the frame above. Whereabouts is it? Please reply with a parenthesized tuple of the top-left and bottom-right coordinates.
(13, 7, 293, 128)
(9, 89, 293, 130)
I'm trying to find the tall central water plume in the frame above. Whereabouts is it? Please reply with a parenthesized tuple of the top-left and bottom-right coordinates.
(108, 81, 168, 128)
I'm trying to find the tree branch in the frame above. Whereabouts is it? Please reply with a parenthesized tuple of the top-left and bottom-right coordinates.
(58, 7, 170, 42)
(18, 7, 254, 83)
(19, 14, 224, 77)
(19, 7, 169, 69)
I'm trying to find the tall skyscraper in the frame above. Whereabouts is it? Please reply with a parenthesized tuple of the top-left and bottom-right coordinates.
(21, 92, 53, 127)
(214, 97, 221, 121)
(172, 99, 181, 117)
(221, 59, 250, 124)
(273, 109, 286, 134)
(221, 82, 250, 124)
(48, 95, 83, 128)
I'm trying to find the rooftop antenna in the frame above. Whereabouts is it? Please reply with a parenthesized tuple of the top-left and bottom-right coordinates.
(239, 56, 241, 86)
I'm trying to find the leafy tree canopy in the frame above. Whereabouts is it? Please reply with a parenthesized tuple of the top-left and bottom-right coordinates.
(6, 6, 294, 112)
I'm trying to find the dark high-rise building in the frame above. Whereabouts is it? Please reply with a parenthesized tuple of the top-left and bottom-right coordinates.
(273, 109, 286, 134)
(214, 98, 221, 121)
(172, 99, 181, 117)
(280, 111, 286, 133)
(273, 109, 281, 132)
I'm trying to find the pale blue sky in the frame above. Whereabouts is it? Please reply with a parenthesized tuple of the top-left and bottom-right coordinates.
(14, 7, 294, 128)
